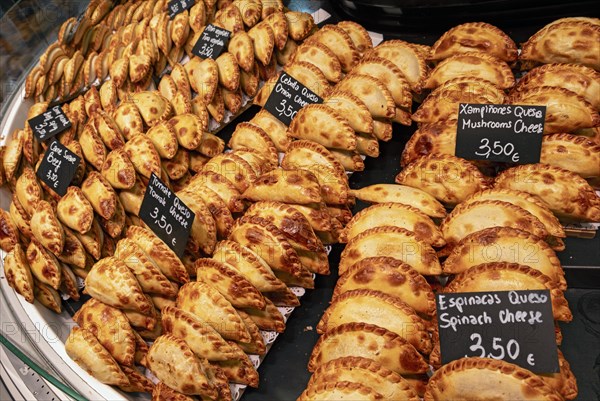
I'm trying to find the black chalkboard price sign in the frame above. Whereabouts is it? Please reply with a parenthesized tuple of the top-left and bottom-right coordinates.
(191, 24, 231, 59)
(455, 103, 545, 164)
(264, 72, 323, 126)
(139, 173, 195, 257)
(436, 290, 559, 373)
(36, 140, 81, 197)
(27, 105, 72, 142)
(168, 0, 195, 18)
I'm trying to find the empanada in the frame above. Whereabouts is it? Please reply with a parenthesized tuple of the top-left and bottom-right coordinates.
(443, 227, 566, 290)
(229, 215, 304, 277)
(3, 244, 35, 303)
(249, 109, 291, 152)
(368, 40, 428, 93)
(222, 87, 243, 113)
(3, 129, 23, 182)
(308, 322, 428, 374)
(541, 349, 578, 401)
(94, 111, 125, 150)
(329, 149, 365, 172)
(245, 201, 322, 252)
(276, 37, 298, 65)
(240, 298, 284, 332)
(520, 19, 600, 70)
(202, 153, 257, 193)
(187, 171, 245, 213)
(335, 256, 435, 317)
(236, 310, 266, 355)
(342, 203, 444, 247)
(152, 382, 195, 401)
(161, 305, 239, 361)
(248, 22, 274, 65)
(445, 262, 572, 321)
(195, 258, 266, 309)
(228, 31, 254, 72)
(285, 11, 314, 41)
(30, 200, 65, 256)
(0, 209, 19, 252)
(9, 195, 32, 241)
(243, 168, 322, 205)
(288, 104, 356, 150)
(292, 42, 342, 83)
(146, 334, 217, 397)
(262, 11, 287, 50)
(512, 63, 600, 110)
(335, 74, 396, 119)
(353, 56, 412, 109)
(430, 22, 518, 62)
(65, 327, 129, 387)
(263, 286, 300, 307)
(115, 238, 177, 297)
(339, 226, 441, 276)
(26, 239, 62, 289)
(15, 166, 42, 217)
(79, 122, 107, 171)
(395, 154, 491, 206)
(228, 122, 279, 165)
(101, 148, 136, 189)
(119, 365, 154, 393)
(425, 52, 515, 89)
(175, 190, 217, 255)
(284, 61, 331, 97)
(123, 134, 162, 179)
(126, 226, 189, 283)
(298, 381, 387, 401)
(194, 186, 235, 239)
(215, 52, 240, 91)
(240, 61, 260, 96)
(541, 133, 600, 179)
(58, 227, 87, 268)
(212, 240, 287, 292)
(81, 171, 117, 220)
(211, 346, 259, 387)
(317, 289, 432, 353)
(494, 163, 600, 222)
(307, 356, 419, 401)
(338, 20, 372, 54)
(508, 86, 599, 134)
(307, 24, 359, 73)
(34, 281, 62, 313)
(324, 90, 373, 135)
(131, 91, 174, 127)
(163, 147, 190, 180)
(424, 357, 563, 401)
(195, 132, 225, 158)
(74, 298, 136, 366)
(113, 102, 144, 141)
(176, 281, 251, 342)
(350, 184, 446, 218)
(274, 267, 315, 289)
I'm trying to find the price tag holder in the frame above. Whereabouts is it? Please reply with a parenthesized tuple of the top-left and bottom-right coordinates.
(168, 0, 195, 18)
(27, 105, 72, 142)
(139, 173, 195, 257)
(455, 103, 545, 164)
(191, 24, 231, 59)
(436, 290, 559, 373)
(36, 140, 80, 197)
(264, 72, 323, 125)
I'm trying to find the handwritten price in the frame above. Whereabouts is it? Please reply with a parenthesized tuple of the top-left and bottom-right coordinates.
(275, 99, 297, 120)
(467, 333, 535, 366)
(475, 138, 520, 162)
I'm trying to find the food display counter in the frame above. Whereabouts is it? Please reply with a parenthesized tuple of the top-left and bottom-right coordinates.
(1, 1, 599, 401)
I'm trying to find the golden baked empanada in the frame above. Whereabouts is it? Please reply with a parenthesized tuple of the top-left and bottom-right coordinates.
(317, 289, 432, 353)
(34, 281, 61, 313)
(263, 285, 300, 307)
(298, 381, 387, 401)
(0, 209, 19, 252)
(356, 132, 379, 157)
(175, 190, 217, 255)
(15, 166, 42, 217)
(274, 267, 315, 289)
(187, 171, 245, 213)
(430, 22, 517, 62)
(249, 109, 291, 152)
(126, 226, 189, 284)
(520, 19, 600, 70)
(263, 11, 287, 50)
(228, 121, 279, 164)
(195, 258, 265, 309)
(240, 296, 285, 332)
(222, 86, 242, 113)
(243, 168, 322, 204)
(494, 163, 600, 222)
(229, 215, 303, 277)
(57, 227, 87, 268)
(509, 86, 599, 134)
(350, 184, 446, 218)
(288, 104, 356, 150)
(283, 61, 331, 97)
(215, 52, 240, 91)
(395, 154, 491, 206)
(228, 31, 254, 72)
(74, 217, 103, 260)
(79, 122, 107, 171)
(308, 322, 428, 374)
(65, 327, 129, 387)
(194, 186, 235, 239)
(211, 345, 259, 387)
(30, 200, 65, 256)
(101, 148, 136, 189)
(368, 40, 428, 93)
(276, 37, 298, 65)
(212, 240, 287, 293)
(74, 298, 136, 366)
(115, 238, 177, 297)
(176, 281, 250, 342)
(446, 262, 571, 321)
(161, 305, 239, 361)
(131, 91, 174, 127)
(152, 382, 195, 401)
(334, 257, 435, 317)
(240, 61, 260, 96)
(293, 41, 342, 83)
(541, 134, 600, 179)
(324, 90, 373, 134)
(94, 111, 125, 150)
(412, 78, 507, 124)
(81, 172, 117, 221)
(285, 11, 314, 41)
(119, 365, 155, 393)
(146, 334, 217, 397)
(342, 203, 444, 247)
(26, 239, 62, 289)
(308, 24, 359, 73)
(513, 63, 600, 109)
(163, 147, 189, 180)
(4, 244, 35, 303)
(123, 133, 162, 178)
(9, 195, 32, 241)
(144, 122, 177, 160)
(3, 129, 23, 181)
(248, 21, 274, 65)
(338, 20, 372, 54)
(425, 52, 515, 89)
(202, 153, 256, 193)
(307, 356, 419, 401)
(113, 102, 144, 140)
(353, 57, 412, 109)
(236, 310, 266, 355)
(335, 74, 395, 119)
(424, 357, 563, 401)
(245, 201, 322, 252)
(195, 132, 225, 158)
(340, 226, 441, 276)
(158, 74, 178, 101)
(99, 79, 118, 112)
(443, 226, 566, 289)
